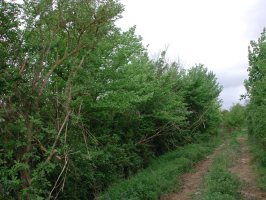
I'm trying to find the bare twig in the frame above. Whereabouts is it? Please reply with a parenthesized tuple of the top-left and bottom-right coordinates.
(48, 155, 69, 199)
(33, 136, 62, 161)
(46, 110, 71, 163)
(38, 45, 82, 96)
(136, 121, 172, 145)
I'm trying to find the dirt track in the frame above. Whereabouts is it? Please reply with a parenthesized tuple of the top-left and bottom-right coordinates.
(230, 137, 266, 200)
(161, 136, 266, 200)
(160, 143, 226, 200)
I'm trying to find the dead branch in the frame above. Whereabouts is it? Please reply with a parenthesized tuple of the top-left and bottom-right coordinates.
(136, 121, 172, 145)
(33, 136, 62, 161)
(46, 110, 71, 163)
(48, 154, 69, 199)
(38, 45, 82, 97)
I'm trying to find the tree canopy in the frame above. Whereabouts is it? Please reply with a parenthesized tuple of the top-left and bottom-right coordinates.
(0, 1, 222, 199)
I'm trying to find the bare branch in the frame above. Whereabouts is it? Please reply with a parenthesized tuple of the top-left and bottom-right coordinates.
(136, 121, 172, 145)
(48, 155, 69, 199)
(46, 110, 71, 163)
(33, 136, 62, 161)
(38, 45, 82, 97)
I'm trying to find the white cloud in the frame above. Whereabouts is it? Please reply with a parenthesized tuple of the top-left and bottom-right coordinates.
(11, 0, 264, 109)
(220, 85, 246, 109)
(117, 0, 263, 109)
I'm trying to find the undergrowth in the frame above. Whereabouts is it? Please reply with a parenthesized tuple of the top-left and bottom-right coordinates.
(98, 136, 222, 200)
(194, 133, 243, 200)
(249, 136, 266, 191)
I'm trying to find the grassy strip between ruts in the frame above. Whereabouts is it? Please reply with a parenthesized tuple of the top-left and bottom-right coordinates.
(249, 136, 266, 191)
(97, 136, 222, 200)
(194, 132, 243, 200)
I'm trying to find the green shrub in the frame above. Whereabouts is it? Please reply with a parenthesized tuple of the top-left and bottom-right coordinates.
(99, 139, 220, 200)
(249, 137, 266, 190)
(245, 27, 266, 191)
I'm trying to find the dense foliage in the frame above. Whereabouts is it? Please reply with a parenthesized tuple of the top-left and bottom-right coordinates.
(100, 137, 221, 200)
(0, 1, 222, 199)
(245, 28, 266, 189)
(222, 103, 246, 131)
(184, 65, 222, 140)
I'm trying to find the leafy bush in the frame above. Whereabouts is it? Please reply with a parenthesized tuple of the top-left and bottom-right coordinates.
(99, 138, 220, 200)
(245, 28, 266, 191)
(222, 104, 247, 131)
(249, 137, 266, 190)
(0, 1, 222, 199)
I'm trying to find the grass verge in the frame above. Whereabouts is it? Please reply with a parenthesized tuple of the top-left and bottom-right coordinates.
(97, 136, 221, 200)
(194, 133, 243, 200)
(249, 136, 266, 191)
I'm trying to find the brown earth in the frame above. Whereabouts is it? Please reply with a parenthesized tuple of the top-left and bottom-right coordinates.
(160, 142, 227, 200)
(160, 136, 266, 200)
(230, 136, 266, 200)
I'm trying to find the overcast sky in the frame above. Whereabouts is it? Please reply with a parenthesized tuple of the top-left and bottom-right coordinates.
(116, 0, 266, 109)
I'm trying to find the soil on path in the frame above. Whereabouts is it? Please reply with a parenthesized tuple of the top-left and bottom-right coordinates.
(230, 136, 266, 200)
(160, 142, 227, 200)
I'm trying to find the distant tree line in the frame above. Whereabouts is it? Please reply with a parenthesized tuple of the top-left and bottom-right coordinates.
(0, 1, 222, 199)
(221, 103, 246, 131)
